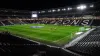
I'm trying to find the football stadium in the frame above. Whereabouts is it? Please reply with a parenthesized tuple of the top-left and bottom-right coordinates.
(0, 24, 87, 46)
(0, 0, 100, 56)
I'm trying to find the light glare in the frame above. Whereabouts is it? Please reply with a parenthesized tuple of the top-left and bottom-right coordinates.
(32, 14, 37, 17)
(90, 5, 94, 7)
(77, 5, 87, 10)
(52, 9, 56, 12)
(48, 10, 52, 12)
(62, 8, 66, 11)
(57, 9, 60, 11)
(68, 8, 72, 10)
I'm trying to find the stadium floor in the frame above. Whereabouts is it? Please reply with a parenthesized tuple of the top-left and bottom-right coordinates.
(0, 24, 85, 46)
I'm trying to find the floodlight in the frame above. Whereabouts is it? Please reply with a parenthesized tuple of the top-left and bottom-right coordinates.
(57, 9, 60, 12)
(41, 11, 45, 13)
(68, 8, 72, 10)
(77, 5, 87, 10)
(48, 10, 52, 12)
(63, 8, 66, 10)
(62, 8, 66, 11)
(52, 9, 56, 12)
(32, 14, 38, 17)
(90, 5, 94, 7)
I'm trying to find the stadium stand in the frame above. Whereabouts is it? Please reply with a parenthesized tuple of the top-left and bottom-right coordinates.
(0, 21, 5, 26)
(0, 18, 99, 27)
(2, 20, 11, 25)
(9, 20, 23, 24)
(0, 2, 100, 56)
(0, 32, 82, 56)
(66, 27, 100, 56)
(1, 27, 100, 56)
(0, 22, 3, 26)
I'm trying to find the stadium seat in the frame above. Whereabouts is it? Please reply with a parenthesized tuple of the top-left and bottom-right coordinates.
(66, 27, 100, 56)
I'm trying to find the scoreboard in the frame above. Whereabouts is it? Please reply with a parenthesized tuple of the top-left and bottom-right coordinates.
(31, 11, 38, 18)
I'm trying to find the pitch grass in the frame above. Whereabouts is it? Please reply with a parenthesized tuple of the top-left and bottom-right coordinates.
(0, 24, 84, 46)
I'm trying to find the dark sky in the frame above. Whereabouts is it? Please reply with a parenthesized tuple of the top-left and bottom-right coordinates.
(0, 0, 99, 11)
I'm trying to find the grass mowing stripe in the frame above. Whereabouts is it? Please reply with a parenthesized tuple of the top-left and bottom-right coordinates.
(0, 24, 82, 46)
(2, 27, 65, 41)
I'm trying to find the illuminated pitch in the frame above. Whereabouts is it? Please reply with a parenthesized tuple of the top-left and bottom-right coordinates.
(0, 24, 87, 46)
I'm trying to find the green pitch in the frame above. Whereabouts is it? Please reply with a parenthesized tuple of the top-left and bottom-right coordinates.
(0, 24, 84, 46)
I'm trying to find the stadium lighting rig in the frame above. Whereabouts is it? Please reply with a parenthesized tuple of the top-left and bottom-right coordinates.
(62, 8, 66, 11)
(38, 4, 95, 14)
(48, 10, 52, 12)
(41, 11, 45, 13)
(52, 9, 56, 12)
(57, 9, 60, 12)
(90, 4, 94, 8)
(77, 5, 87, 10)
(67, 7, 72, 10)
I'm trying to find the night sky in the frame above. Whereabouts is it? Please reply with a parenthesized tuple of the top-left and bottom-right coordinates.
(0, 0, 99, 11)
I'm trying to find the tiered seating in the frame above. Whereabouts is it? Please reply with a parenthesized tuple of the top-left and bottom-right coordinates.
(67, 42, 100, 56)
(0, 32, 81, 56)
(0, 32, 42, 55)
(66, 27, 100, 56)
(22, 20, 29, 24)
(9, 20, 23, 24)
(0, 32, 38, 44)
(20, 19, 93, 26)
(0, 18, 96, 26)
(0, 22, 3, 26)
(2, 20, 11, 25)
(25, 20, 34, 24)
(79, 35, 100, 42)
(79, 28, 100, 42)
